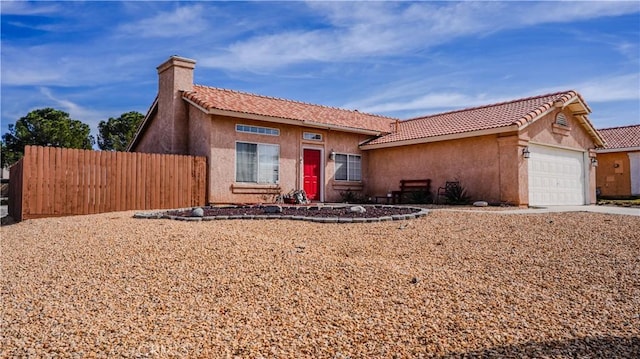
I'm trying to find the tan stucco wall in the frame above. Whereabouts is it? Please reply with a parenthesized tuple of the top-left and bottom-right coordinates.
(365, 109, 599, 206)
(187, 107, 212, 158)
(156, 58, 194, 154)
(132, 58, 195, 155)
(202, 115, 371, 204)
(596, 151, 634, 197)
(522, 108, 599, 204)
(132, 112, 165, 153)
(324, 130, 371, 202)
(366, 135, 505, 203)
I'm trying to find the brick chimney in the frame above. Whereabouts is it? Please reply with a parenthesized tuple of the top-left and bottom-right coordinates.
(156, 56, 196, 154)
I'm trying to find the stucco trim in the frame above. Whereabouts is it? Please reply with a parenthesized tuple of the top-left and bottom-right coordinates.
(183, 97, 384, 136)
(331, 181, 364, 191)
(552, 123, 571, 136)
(360, 125, 519, 150)
(527, 140, 589, 153)
(231, 183, 281, 194)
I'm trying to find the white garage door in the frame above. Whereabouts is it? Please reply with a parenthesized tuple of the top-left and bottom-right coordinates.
(528, 145, 586, 206)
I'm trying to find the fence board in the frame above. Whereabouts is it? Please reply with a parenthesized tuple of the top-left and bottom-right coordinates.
(54, 147, 62, 215)
(7, 146, 207, 221)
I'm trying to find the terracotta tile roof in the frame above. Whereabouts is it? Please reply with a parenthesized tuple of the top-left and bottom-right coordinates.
(597, 124, 640, 149)
(365, 90, 589, 146)
(183, 85, 397, 133)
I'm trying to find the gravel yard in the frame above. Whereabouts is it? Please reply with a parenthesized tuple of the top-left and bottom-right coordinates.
(1, 210, 639, 358)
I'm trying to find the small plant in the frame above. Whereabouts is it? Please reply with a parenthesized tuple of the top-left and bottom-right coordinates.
(444, 182, 470, 204)
(276, 189, 309, 204)
(406, 190, 433, 204)
(339, 189, 366, 203)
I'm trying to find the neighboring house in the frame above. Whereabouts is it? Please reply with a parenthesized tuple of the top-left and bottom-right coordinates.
(129, 56, 605, 206)
(595, 124, 640, 198)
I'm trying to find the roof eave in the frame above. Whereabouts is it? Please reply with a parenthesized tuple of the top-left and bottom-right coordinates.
(595, 146, 640, 153)
(360, 125, 519, 150)
(575, 114, 606, 148)
(556, 93, 591, 115)
(184, 97, 388, 136)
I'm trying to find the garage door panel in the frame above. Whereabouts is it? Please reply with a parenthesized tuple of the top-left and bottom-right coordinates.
(528, 145, 585, 206)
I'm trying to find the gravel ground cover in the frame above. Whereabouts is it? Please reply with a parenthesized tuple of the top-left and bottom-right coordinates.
(1, 210, 639, 358)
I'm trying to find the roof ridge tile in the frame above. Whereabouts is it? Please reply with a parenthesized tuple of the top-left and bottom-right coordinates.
(403, 90, 574, 123)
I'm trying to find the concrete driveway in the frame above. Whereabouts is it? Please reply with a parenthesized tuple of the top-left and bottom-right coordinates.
(439, 205, 640, 216)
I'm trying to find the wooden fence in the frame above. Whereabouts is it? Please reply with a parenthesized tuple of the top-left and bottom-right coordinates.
(8, 146, 207, 221)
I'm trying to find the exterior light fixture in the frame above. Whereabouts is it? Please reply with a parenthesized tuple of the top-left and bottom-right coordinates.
(329, 149, 336, 161)
(591, 158, 598, 167)
(522, 147, 530, 159)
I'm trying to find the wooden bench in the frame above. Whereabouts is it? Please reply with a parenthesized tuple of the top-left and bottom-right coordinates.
(391, 179, 432, 204)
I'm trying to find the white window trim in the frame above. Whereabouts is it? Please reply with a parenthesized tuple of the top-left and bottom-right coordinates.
(334, 152, 362, 182)
(236, 124, 280, 136)
(303, 132, 323, 141)
(235, 141, 280, 184)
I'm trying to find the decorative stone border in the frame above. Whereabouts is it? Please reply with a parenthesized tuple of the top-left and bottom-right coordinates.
(134, 205, 429, 223)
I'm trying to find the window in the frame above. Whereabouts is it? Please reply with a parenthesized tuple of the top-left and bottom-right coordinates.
(555, 113, 568, 127)
(236, 142, 279, 183)
(236, 124, 280, 136)
(303, 132, 322, 141)
(335, 154, 361, 181)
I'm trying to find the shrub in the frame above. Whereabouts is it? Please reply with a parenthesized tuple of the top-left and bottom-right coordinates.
(444, 182, 470, 205)
(339, 189, 367, 204)
(406, 190, 433, 204)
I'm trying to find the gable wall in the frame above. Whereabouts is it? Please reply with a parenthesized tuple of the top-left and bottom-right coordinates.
(365, 135, 504, 203)
(524, 109, 596, 149)
(132, 111, 167, 154)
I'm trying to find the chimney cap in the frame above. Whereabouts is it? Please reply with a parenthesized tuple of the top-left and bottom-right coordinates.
(157, 55, 196, 73)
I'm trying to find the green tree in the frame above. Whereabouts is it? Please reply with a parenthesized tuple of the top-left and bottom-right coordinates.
(97, 111, 144, 151)
(1, 108, 94, 167)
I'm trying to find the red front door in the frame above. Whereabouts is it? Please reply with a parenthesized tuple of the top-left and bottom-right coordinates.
(303, 149, 321, 201)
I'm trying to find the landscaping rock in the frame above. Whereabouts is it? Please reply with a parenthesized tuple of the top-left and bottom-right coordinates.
(350, 205, 367, 213)
(2, 211, 639, 357)
(191, 207, 204, 217)
(263, 205, 283, 214)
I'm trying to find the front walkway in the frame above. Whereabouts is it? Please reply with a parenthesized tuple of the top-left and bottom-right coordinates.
(436, 205, 639, 216)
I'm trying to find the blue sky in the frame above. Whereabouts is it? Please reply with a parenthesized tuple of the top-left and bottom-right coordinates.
(1, 1, 639, 142)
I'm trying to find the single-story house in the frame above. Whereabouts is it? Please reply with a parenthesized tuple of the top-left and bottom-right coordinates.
(129, 56, 605, 206)
(595, 124, 640, 198)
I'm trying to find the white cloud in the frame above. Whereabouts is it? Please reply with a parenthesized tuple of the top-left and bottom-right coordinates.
(574, 73, 640, 102)
(200, 1, 640, 72)
(0, 1, 60, 15)
(347, 89, 515, 118)
(520, 1, 640, 25)
(40, 88, 108, 131)
(116, 4, 209, 38)
(349, 72, 640, 119)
